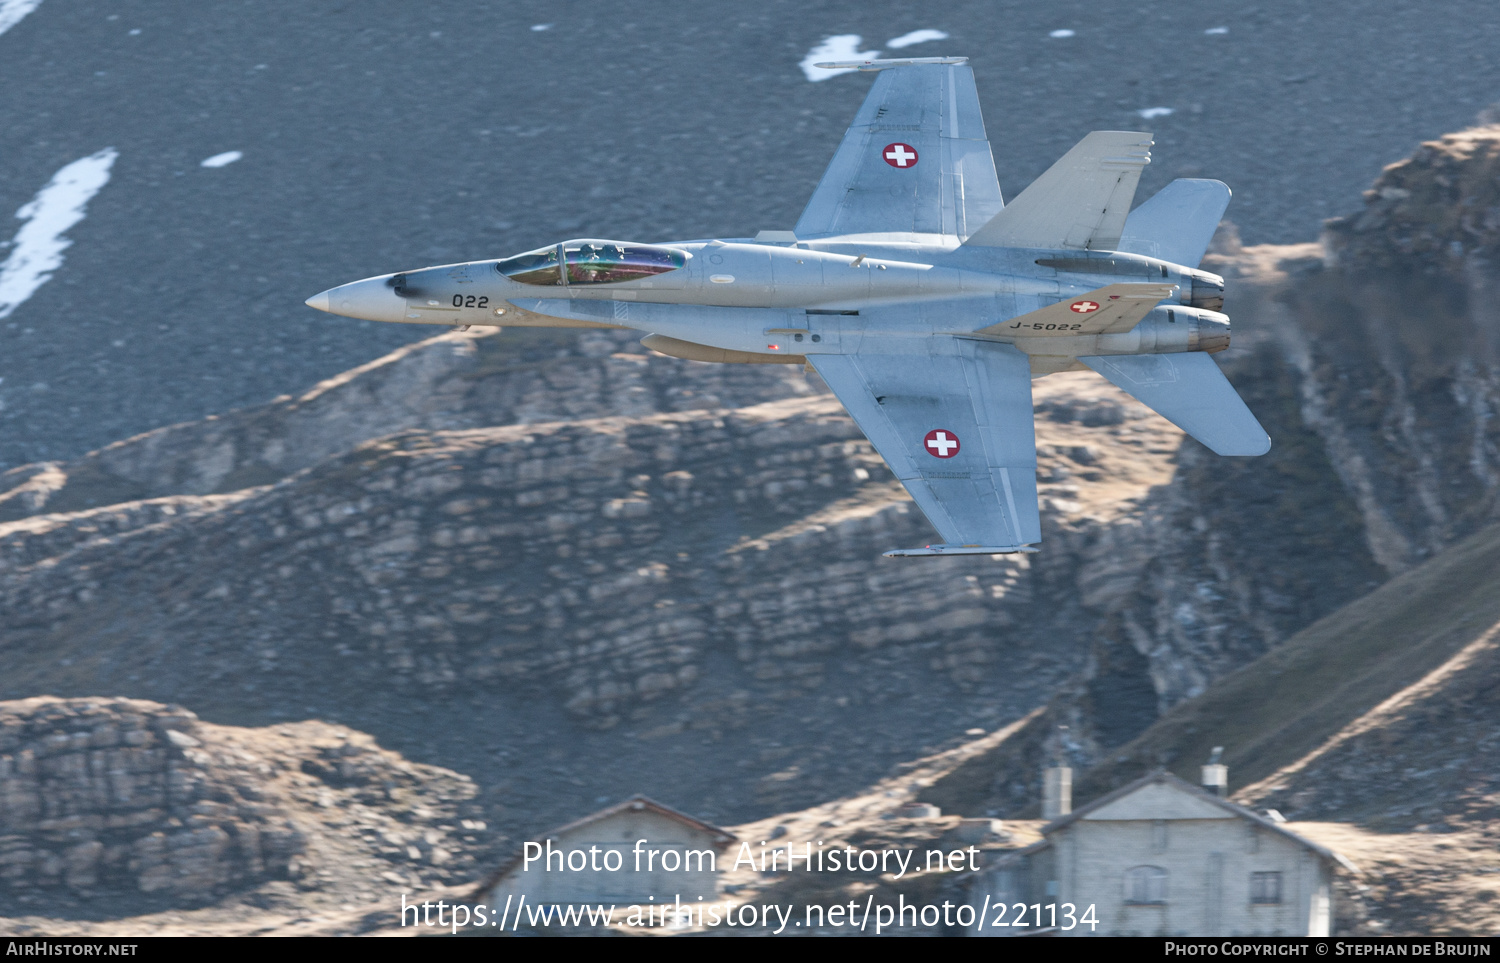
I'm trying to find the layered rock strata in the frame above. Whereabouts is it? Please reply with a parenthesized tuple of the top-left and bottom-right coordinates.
(0, 697, 485, 910)
(3, 128, 1499, 845)
(0, 697, 298, 901)
(0, 327, 818, 522)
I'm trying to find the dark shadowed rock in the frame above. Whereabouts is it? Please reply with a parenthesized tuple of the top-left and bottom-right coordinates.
(1325, 124, 1500, 273)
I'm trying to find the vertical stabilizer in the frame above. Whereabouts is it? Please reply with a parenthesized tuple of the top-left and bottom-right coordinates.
(963, 131, 1152, 250)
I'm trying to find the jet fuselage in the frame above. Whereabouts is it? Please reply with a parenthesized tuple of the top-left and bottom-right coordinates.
(304, 58, 1272, 556)
(309, 234, 1228, 376)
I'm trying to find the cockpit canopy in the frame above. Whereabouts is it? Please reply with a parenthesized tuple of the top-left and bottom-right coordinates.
(495, 240, 689, 286)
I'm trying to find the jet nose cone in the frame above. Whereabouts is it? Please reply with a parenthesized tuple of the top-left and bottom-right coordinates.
(306, 275, 409, 324)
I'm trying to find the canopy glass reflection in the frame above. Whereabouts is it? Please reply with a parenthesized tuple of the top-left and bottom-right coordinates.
(496, 241, 688, 286)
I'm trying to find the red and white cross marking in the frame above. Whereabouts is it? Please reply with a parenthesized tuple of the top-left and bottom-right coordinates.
(883, 143, 919, 168)
(924, 428, 960, 458)
(1069, 300, 1101, 313)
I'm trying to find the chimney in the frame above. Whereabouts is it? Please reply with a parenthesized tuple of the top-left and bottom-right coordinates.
(1042, 766, 1072, 820)
(1201, 746, 1228, 797)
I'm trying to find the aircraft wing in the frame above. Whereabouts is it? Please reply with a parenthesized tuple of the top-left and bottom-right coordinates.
(808, 339, 1040, 555)
(964, 131, 1152, 251)
(975, 282, 1178, 337)
(794, 62, 1004, 240)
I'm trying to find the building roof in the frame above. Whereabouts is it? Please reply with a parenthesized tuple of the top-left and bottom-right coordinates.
(544, 794, 738, 847)
(471, 794, 740, 898)
(1029, 770, 1359, 873)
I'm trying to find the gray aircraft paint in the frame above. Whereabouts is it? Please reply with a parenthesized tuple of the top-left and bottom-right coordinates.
(306, 59, 1269, 557)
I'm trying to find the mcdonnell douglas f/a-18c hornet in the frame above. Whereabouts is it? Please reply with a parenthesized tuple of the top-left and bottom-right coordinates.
(306, 57, 1269, 557)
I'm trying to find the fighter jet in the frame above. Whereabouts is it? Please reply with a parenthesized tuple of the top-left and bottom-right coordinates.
(306, 57, 1268, 557)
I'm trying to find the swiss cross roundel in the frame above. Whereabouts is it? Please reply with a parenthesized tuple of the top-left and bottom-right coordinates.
(882, 143, 919, 168)
(924, 429, 960, 459)
(1069, 300, 1101, 314)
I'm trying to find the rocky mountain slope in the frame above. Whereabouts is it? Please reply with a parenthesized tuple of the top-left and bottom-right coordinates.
(1324, 122, 1500, 272)
(925, 520, 1500, 935)
(0, 326, 818, 522)
(929, 519, 1500, 818)
(1083, 521, 1500, 823)
(918, 125, 1500, 803)
(0, 358, 1185, 841)
(0, 696, 491, 926)
(1, 123, 1499, 928)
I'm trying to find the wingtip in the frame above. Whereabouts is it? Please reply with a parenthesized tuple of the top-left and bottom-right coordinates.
(884, 544, 1038, 557)
(814, 56, 968, 71)
(1210, 434, 1272, 456)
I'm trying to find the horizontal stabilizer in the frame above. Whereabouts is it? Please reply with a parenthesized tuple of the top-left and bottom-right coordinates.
(977, 282, 1177, 337)
(1118, 179, 1232, 268)
(1080, 353, 1270, 455)
(964, 131, 1152, 251)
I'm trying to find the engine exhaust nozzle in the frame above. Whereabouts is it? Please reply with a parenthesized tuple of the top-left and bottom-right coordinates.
(1188, 271, 1226, 312)
(1193, 315, 1231, 354)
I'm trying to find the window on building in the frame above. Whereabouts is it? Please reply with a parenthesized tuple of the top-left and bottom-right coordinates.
(1124, 865, 1168, 904)
(1250, 871, 1283, 904)
(1247, 826, 1261, 853)
(1151, 819, 1168, 853)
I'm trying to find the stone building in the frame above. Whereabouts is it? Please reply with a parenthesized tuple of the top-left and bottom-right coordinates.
(968, 771, 1356, 937)
(476, 795, 737, 909)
